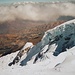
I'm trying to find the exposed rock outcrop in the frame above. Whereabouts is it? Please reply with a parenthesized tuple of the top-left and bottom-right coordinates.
(8, 42, 33, 66)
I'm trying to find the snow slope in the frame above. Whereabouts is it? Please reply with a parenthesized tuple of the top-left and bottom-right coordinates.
(21, 19, 75, 65)
(0, 19, 75, 75)
(0, 45, 75, 75)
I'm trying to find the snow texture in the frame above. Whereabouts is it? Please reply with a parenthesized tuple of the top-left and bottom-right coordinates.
(21, 19, 75, 65)
(0, 19, 75, 75)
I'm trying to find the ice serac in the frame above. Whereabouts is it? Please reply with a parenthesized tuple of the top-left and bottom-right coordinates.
(20, 19, 75, 66)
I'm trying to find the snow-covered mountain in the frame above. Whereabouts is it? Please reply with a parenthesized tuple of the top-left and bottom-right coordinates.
(12, 1, 74, 5)
(20, 19, 75, 65)
(0, 19, 75, 75)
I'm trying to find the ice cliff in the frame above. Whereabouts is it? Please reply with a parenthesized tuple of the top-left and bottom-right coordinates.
(20, 19, 75, 66)
(1, 19, 75, 75)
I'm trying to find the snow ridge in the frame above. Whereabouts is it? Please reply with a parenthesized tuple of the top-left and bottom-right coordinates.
(1, 19, 75, 75)
(20, 19, 75, 65)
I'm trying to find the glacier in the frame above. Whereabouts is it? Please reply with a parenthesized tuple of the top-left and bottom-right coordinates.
(0, 19, 75, 75)
(20, 19, 75, 65)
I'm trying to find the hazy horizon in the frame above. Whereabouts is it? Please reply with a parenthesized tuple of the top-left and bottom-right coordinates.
(0, 0, 75, 4)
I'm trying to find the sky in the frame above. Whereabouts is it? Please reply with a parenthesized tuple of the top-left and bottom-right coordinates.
(0, 0, 74, 4)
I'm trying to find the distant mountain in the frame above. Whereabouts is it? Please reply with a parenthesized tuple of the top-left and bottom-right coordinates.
(0, 19, 75, 75)
(57, 16, 75, 21)
(0, 20, 46, 34)
(0, 20, 65, 57)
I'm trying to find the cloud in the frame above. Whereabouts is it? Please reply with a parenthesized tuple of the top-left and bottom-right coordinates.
(0, 2, 75, 22)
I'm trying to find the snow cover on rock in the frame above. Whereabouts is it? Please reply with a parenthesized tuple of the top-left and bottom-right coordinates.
(0, 19, 75, 75)
(21, 42, 33, 50)
(21, 19, 75, 65)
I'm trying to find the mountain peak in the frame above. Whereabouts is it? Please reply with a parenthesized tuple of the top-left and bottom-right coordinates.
(0, 19, 75, 75)
(20, 19, 75, 66)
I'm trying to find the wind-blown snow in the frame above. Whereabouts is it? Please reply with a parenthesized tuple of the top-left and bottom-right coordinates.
(0, 19, 75, 75)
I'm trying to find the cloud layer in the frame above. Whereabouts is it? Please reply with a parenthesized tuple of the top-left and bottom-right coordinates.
(0, 2, 75, 22)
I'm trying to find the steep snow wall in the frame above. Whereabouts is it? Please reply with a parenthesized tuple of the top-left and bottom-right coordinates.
(20, 19, 75, 66)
